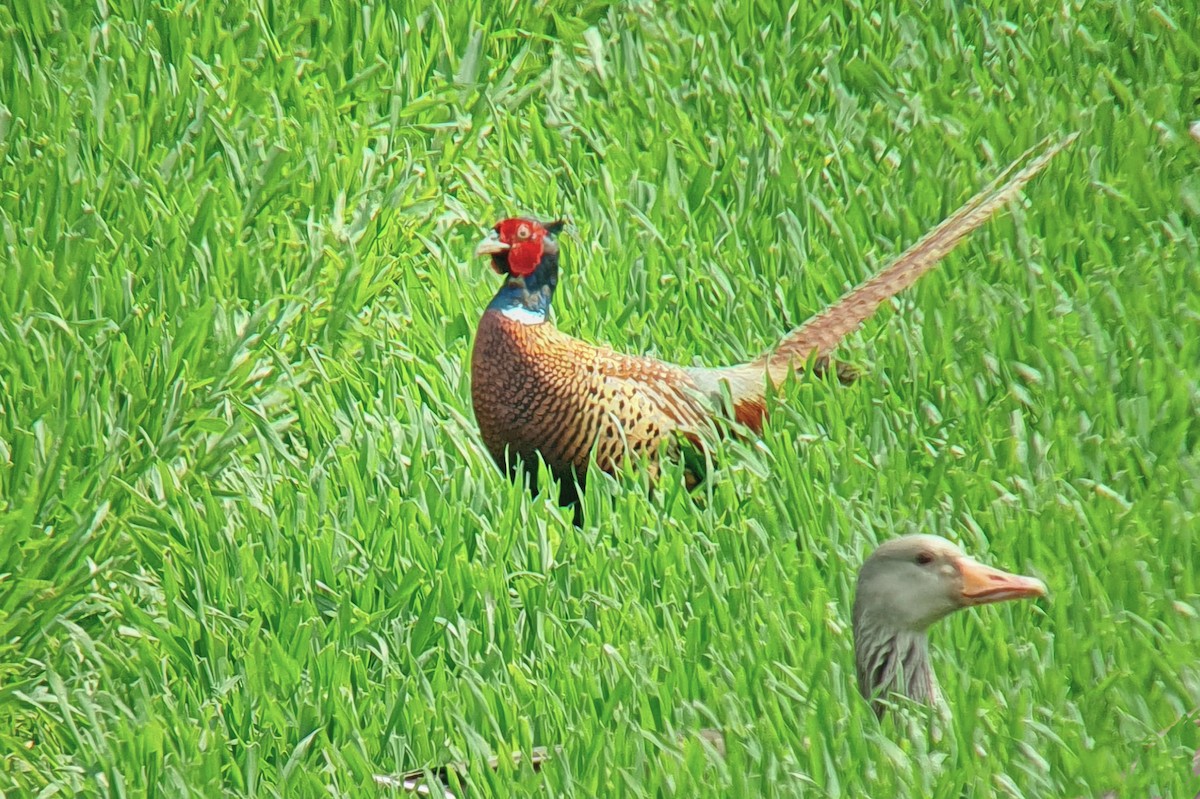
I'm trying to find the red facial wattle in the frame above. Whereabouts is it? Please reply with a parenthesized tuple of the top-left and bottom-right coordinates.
(506, 238, 544, 276)
(496, 219, 545, 277)
(476, 218, 558, 277)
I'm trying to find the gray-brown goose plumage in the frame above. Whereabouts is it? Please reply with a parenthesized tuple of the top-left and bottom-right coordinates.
(383, 534, 1045, 795)
(852, 534, 1046, 716)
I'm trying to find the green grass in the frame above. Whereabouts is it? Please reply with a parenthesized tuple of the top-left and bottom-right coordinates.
(2, 0, 1198, 795)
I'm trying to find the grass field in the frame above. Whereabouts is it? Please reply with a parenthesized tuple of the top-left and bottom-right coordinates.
(2, 0, 1199, 796)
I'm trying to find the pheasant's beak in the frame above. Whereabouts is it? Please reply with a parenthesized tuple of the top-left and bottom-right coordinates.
(475, 231, 510, 257)
(956, 556, 1047, 605)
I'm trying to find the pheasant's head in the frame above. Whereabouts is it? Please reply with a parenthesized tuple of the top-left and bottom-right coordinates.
(475, 218, 565, 277)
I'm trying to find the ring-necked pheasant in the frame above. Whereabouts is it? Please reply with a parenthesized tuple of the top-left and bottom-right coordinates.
(381, 534, 1047, 794)
(471, 136, 1075, 510)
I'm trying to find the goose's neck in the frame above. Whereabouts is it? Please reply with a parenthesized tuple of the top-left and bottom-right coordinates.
(855, 622, 939, 716)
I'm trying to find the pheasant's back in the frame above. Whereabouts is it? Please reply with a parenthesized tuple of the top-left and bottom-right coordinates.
(470, 311, 713, 487)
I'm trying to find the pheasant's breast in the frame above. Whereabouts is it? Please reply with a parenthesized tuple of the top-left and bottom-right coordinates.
(470, 311, 712, 483)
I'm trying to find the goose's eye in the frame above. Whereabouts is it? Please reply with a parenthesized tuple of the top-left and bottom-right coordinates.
(915, 552, 935, 566)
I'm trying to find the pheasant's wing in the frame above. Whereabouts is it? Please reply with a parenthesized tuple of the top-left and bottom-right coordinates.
(586, 351, 718, 474)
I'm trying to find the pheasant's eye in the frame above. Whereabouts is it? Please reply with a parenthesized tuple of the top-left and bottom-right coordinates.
(517, 224, 531, 240)
(915, 552, 935, 566)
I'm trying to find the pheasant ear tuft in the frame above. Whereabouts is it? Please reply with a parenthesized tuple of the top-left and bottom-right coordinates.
(545, 219, 567, 236)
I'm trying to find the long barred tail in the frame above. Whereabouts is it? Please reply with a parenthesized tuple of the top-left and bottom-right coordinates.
(761, 133, 1078, 379)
